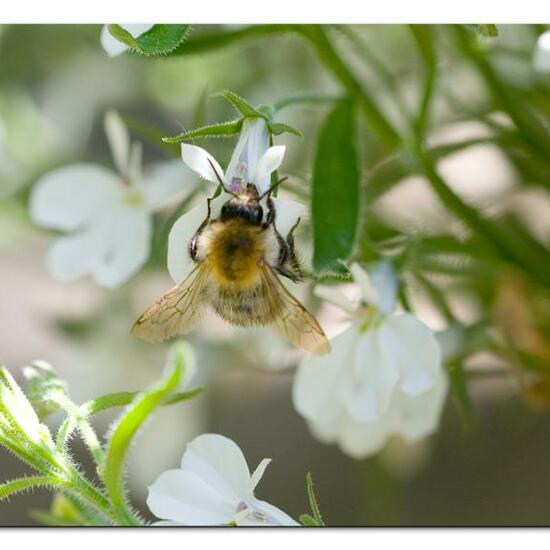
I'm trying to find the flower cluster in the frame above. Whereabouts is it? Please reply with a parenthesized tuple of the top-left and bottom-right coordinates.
(30, 111, 198, 287)
(293, 262, 448, 458)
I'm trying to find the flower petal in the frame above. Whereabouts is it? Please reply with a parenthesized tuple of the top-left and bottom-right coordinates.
(139, 159, 198, 210)
(181, 434, 252, 502)
(249, 458, 271, 493)
(91, 204, 151, 288)
(47, 227, 106, 281)
(380, 314, 441, 396)
(167, 195, 225, 283)
(254, 145, 286, 192)
(30, 164, 120, 231)
(369, 260, 398, 314)
(147, 469, 235, 526)
(339, 406, 399, 459)
(397, 372, 448, 440)
(314, 285, 356, 314)
(345, 327, 399, 422)
(534, 31, 550, 72)
(292, 324, 360, 425)
(104, 111, 130, 177)
(225, 118, 268, 188)
(181, 144, 224, 185)
(270, 197, 307, 237)
(244, 498, 300, 526)
(349, 263, 379, 307)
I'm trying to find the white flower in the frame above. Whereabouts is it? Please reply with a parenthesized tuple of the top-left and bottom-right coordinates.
(100, 24, 154, 57)
(30, 111, 198, 288)
(292, 262, 448, 459)
(147, 433, 299, 526)
(167, 117, 306, 283)
(533, 30, 550, 72)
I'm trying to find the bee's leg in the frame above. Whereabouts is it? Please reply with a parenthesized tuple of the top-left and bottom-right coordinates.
(262, 193, 276, 229)
(188, 196, 213, 262)
(285, 217, 303, 278)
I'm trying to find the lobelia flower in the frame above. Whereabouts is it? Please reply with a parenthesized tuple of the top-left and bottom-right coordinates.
(533, 30, 550, 72)
(147, 433, 299, 526)
(292, 261, 448, 459)
(167, 117, 306, 284)
(30, 111, 198, 288)
(100, 24, 154, 57)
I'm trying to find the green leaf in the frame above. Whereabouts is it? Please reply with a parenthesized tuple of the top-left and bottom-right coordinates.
(0, 475, 62, 501)
(23, 361, 68, 420)
(108, 24, 191, 56)
(82, 387, 203, 417)
(311, 99, 359, 273)
(163, 119, 243, 143)
(269, 122, 303, 137)
(103, 343, 190, 508)
(475, 24, 499, 38)
(305, 472, 325, 526)
(216, 90, 265, 119)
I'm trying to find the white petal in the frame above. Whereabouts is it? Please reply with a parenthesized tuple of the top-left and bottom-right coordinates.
(246, 498, 300, 526)
(139, 159, 198, 210)
(254, 146, 286, 192)
(100, 25, 129, 57)
(292, 324, 360, 425)
(181, 434, 252, 502)
(104, 111, 130, 177)
(339, 407, 399, 459)
(91, 204, 151, 288)
(397, 372, 448, 440)
(147, 469, 235, 526)
(369, 260, 398, 314)
(30, 164, 120, 231)
(181, 144, 224, 185)
(270, 197, 307, 237)
(381, 314, 441, 396)
(534, 31, 550, 72)
(167, 195, 225, 283)
(225, 118, 270, 192)
(314, 285, 356, 314)
(249, 458, 271, 493)
(100, 24, 154, 57)
(345, 327, 399, 422)
(47, 226, 106, 281)
(349, 263, 379, 307)
(122, 23, 155, 38)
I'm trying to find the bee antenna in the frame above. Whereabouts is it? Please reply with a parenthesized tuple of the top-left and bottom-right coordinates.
(259, 176, 288, 200)
(207, 158, 238, 197)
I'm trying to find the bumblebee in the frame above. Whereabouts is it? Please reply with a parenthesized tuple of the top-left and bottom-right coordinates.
(131, 170, 330, 355)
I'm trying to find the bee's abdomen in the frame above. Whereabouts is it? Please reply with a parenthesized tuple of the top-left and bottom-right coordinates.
(211, 284, 282, 326)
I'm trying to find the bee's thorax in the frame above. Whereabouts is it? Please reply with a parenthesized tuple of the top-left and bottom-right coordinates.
(205, 219, 266, 287)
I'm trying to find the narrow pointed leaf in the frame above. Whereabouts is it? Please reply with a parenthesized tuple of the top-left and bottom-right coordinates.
(216, 90, 265, 118)
(163, 119, 243, 143)
(103, 344, 189, 507)
(269, 122, 303, 137)
(312, 100, 359, 272)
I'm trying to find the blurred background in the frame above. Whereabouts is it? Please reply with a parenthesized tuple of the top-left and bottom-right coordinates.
(1, 24, 550, 526)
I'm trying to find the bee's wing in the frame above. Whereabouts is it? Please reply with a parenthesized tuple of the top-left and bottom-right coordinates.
(131, 264, 210, 343)
(261, 265, 331, 355)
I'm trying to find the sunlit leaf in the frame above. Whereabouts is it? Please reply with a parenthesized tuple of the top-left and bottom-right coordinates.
(108, 24, 191, 56)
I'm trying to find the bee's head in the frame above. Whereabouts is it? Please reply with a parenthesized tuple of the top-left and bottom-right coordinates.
(220, 184, 263, 225)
